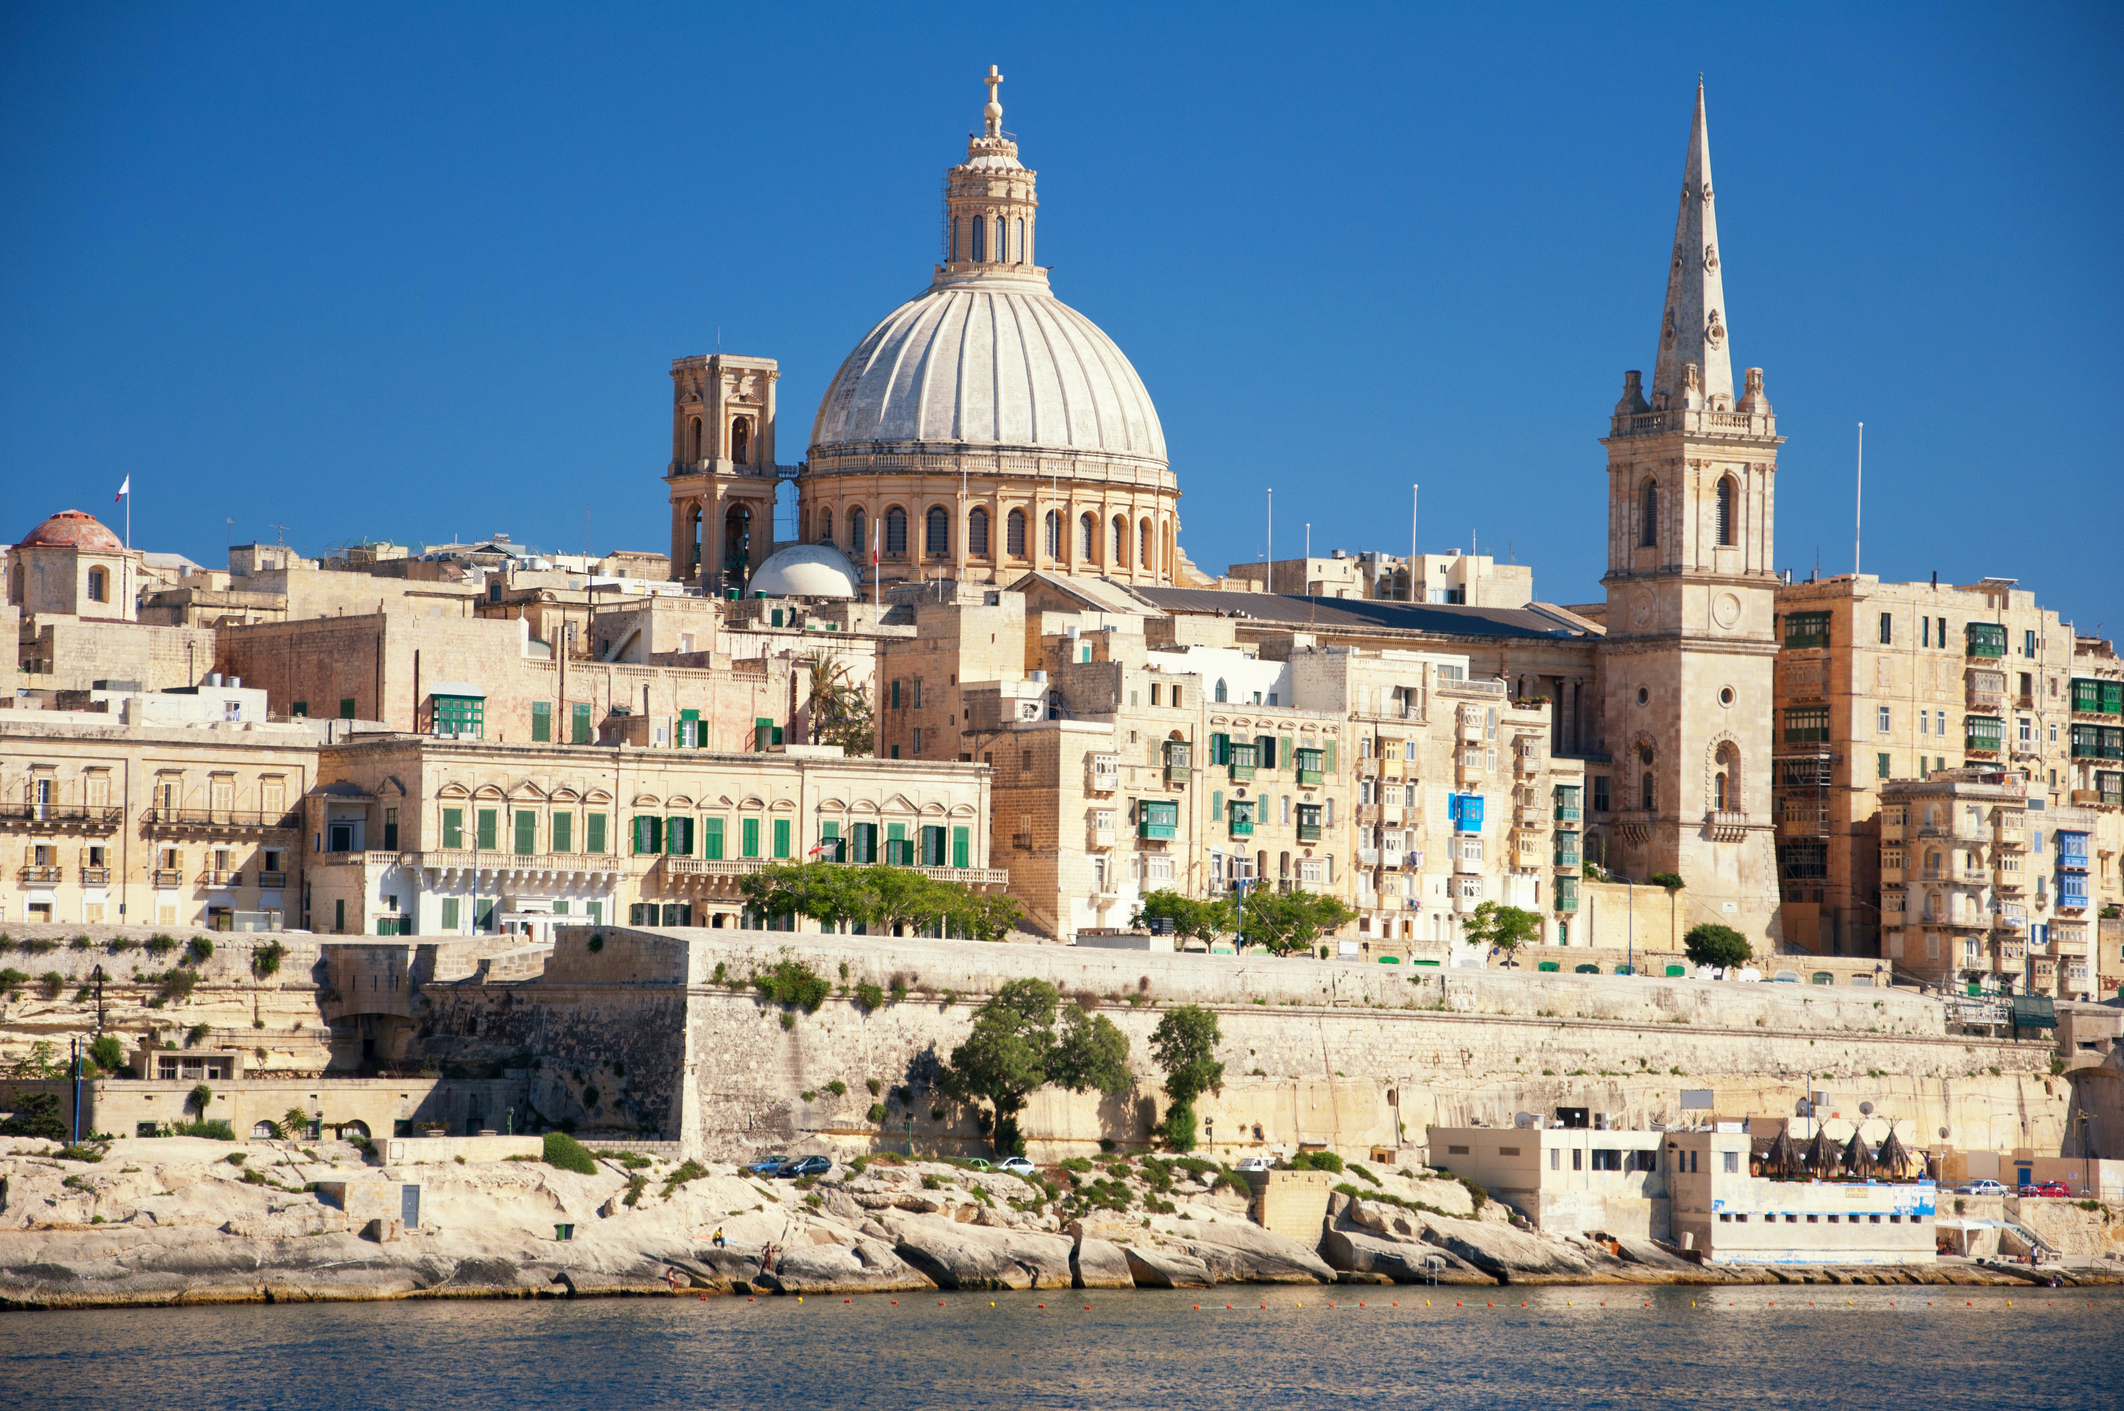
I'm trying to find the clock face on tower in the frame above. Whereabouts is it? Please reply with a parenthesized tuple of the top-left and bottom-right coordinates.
(1631, 594, 1652, 630)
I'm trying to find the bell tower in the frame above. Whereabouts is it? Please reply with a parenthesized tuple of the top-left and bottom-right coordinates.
(939, 66, 1042, 277)
(1595, 80, 1784, 947)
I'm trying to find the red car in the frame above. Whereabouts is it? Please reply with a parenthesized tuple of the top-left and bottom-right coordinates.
(2018, 1181, 2071, 1198)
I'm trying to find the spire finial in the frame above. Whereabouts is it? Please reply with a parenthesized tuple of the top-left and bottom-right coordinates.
(983, 64, 1004, 138)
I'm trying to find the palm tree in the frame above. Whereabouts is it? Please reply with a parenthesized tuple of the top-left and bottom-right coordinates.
(804, 655, 875, 756)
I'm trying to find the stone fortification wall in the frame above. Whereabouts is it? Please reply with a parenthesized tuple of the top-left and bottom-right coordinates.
(541, 927, 2066, 1162)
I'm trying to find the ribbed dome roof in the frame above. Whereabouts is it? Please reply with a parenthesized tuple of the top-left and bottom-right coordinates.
(18, 510, 122, 550)
(810, 274, 1166, 463)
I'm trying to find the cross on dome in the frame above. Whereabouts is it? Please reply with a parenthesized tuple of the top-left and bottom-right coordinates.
(983, 64, 1004, 137)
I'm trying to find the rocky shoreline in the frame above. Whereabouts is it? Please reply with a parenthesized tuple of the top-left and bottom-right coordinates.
(2, 1137, 2112, 1311)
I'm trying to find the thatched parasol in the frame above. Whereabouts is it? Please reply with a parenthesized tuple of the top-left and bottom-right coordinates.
(1763, 1129, 1802, 1178)
(1842, 1127, 1878, 1178)
(1804, 1126, 1838, 1175)
(1875, 1128, 1912, 1178)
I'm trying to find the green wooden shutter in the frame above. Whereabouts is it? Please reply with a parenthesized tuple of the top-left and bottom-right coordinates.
(1212, 789, 1223, 828)
(704, 817, 725, 860)
(773, 818, 791, 859)
(440, 897, 460, 929)
(951, 826, 969, 869)
(1280, 736, 1294, 768)
(666, 816, 692, 855)
(742, 817, 760, 858)
(571, 701, 593, 744)
(853, 822, 877, 863)
(531, 701, 551, 742)
(476, 809, 498, 849)
(1326, 740, 1337, 775)
(1210, 732, 1229, 764)
(513, 810, 536, 854)
(552, 811, 573, 853)
(632, 815, 661, 854)
(442, 808, 463, 849)
(585, 812, 606, 854)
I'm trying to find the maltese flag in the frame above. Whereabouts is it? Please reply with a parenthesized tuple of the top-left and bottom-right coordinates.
(115, 475, 130, 502)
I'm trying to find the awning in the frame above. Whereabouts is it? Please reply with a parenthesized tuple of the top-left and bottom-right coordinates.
(428, 680, 484, 698)
(2010, 995, 2059, 1029)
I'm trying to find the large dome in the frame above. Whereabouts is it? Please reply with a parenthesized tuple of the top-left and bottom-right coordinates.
(748, 542, 860, 599)
(809, 271, 1166, 464)
(18, 510, 122, 550)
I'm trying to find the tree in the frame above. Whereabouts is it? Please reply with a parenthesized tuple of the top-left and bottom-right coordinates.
(941, 979, 1132, 1154)
(0, 1090, 66, 1140)
(1460, 901, 1544, 958)
(1133, 890, 1235, 946)
(1649, 872, 1686, 892)
(804, 655, 875, 757)
(88, 1033, 127, 1075)
(1239, 889, 1355, 957)
(1684, 923, 1752, 969)
(187, 1083, 213, 1121)
(736, 863, 1023, 942)
(1150, 1005, 1225, 1151)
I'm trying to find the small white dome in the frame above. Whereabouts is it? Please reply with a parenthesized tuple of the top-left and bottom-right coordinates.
(748, 543, 861, 600)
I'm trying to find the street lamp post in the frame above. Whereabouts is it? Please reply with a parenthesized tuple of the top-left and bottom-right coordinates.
(89, 965, 107, 1034)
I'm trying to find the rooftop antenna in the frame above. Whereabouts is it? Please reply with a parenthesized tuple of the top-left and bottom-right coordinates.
(267, 523, 289, 546)
(1854, 422, 1864, 576)
(1409, 483, 1419, 601)
(1265, 487, 1272, 592)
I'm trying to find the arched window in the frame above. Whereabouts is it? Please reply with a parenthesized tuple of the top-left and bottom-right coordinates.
(731, 418, 751, 465)
(688, 417, 703, 462)
(1717, 475, 1737, 546)
(86, 567, 108, 603)
(817, 508, 833, 545)
(969, 507, 990, 556)
(1639, 478, 1658, 548)
(1112, 515, 1127, 566)
(1641, 772, 1655, 811)
(950, 219, 960, 263)
(1007, 508, 1027, 557)
(971, 216, 986, 262)
(1215, 678, 1228, 703)
(1045, 510, 1061, 559)
(1015, 218, 1025, 263)
(848, 507, 866, 555)
(884, 506, 908, 556)
(1079, 512, 1097, 561)
(1714, 772, 1729, 811)
(925, 506, 949, 557)
(996, 217, 1006, 262)
(724, 503, 753, 573)
(1139, 518, 1152, 571)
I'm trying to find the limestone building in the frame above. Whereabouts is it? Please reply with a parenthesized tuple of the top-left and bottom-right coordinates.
(1593, 81, 1783, 948)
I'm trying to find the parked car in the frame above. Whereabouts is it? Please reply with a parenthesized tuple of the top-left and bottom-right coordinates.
(998, 1156, 1037, 1177)
(774, 1155, 832, 1179)
(1235, 1156, 1276, 1173)
(2020, 1181, 2071, 1198)
(963, 1158, 992, 1172)
(1956, 1179, 2008, 1195)
(745, 1154, 790, 1175)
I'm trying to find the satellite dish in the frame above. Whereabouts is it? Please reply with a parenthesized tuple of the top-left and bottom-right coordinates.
(1860, 1102, 1874, 1116)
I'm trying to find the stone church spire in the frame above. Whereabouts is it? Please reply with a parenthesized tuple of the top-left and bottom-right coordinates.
(1649, 79, 1734, 410)
(939, 65, 1043, 282)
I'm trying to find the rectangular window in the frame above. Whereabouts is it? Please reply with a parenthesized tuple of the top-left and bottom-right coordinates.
(1879, 611, 1893, 645)
(885, 823, 912, 866)
(434, 695, 484, 738)
(631, 815, 662, 854)
(552, 811, 573, 853)
(1723, 1151, 1740, 1174)
(1549, 1148, 1559, 1171)
(442, 807, 463, 849)
(476, 808, 498, 849)
(1782, 706, 1830, 743)
(1784, 612, 1830, 648)
(1593, 777, 1610, 813)
(952, 826, 970, 868)
(585, 812, 606, 853)
(571, 701, 593, 744)
(441, 897, 460, 929)
(1877, 706, 1892, 734)
(852, 821, 878, 863)
(742, 817, 761, 858)
(1877, 753, 1890, 780)
(773, 818, 792, 859)
(665, 816, 692, 856)
(704, 816, 725, 860)
(338, 698, 357, 719)
(2024, 629, 2037, 657)
(1572, 1148, 1582, 1171)
(531, 701, 551, 742)
(891, 680, 902, 710)
(1923, 617, 1932, 648)
(513, 810, 536, 855)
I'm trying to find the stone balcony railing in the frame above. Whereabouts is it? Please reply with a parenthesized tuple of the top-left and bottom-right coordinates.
(1609, 406, 1777, 439)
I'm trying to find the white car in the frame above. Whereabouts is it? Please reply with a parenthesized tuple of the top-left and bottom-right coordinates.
(1957, 1179, 2008, 1195)
(1235, 1156, 1275, 1173)
(998, 1156, 1037, 1177)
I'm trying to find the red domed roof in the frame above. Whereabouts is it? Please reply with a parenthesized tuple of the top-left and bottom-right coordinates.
(17, 510, 123, 551)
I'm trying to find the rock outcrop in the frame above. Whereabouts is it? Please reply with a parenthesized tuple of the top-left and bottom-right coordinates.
(1069, 1237, 1134, 1289)
(1121, 1243, 1212, 1289)
(882, 1214, 1074, 1290)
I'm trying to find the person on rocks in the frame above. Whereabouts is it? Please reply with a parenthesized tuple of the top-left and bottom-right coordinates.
(712, 1226, 726, 1248)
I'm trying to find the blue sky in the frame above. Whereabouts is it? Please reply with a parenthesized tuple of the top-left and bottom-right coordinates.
(4, 3, 2120, 631)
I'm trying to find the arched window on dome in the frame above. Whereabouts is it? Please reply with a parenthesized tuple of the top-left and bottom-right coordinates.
(1111, 515, 1127, 567)
(1139, 518, 1152, 573)
(995, 217, 1007, 262)
(1639, 477, 1658, 549)
(1079, 512, 1097, 562)
(731, 417, 751, 466)
(817, 509, 833, 545)
(884, 507, 908, 557)
(1045, 510, 1061, 560)
(950, 219, 959, 263)
(1215, 678, 1228, 704)
(968, 507, 990, 557)
(87, 567, 107, 603)
(1007, 509, 1027, 558)
(1717, 474, 1738, 547)
(848, 508, 866, 556)
(1015, 218, 1024, 264)
(925, 506, 949, 558)
(971, 216, 986, 263)
(688, 417, 702, 463)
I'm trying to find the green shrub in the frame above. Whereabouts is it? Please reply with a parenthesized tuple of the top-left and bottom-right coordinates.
(38, 971, 65, 1000)
(623, 1174, 648, 1207)
(1159, 1100, 1198, 1152)
(20, 938, 56, 955)
(779, 1011, 796, 1031)
(660, 1159, 708, 1199)
(146, 935, 178, 957)
(542, 1131, 598, 1175)
(1649, 872, 1685, 891)
(56, 1143, 105, 1163)
(801, 1089, 817, 1102)
(185, 936, 214, 965)
(1683, 923, 1752, 969)
(1287, 1149, 1344, 1174)
(1347, 1162, 1382, 1186)
(250, 941, 286, 980)
(0, 1090, 67, 1140)
(826, 1079, 847, 1097)
(68, 936, 93, 951)
(226, 1152, 248, 1165)
(0, 933, 12, 953)
(106, 938, 139, 954)
(587, 933, 605, 952)
(867, 1102, 888, 1123)
(754, 958, 830, 1012)
(0, 968, 29, 1000)
(185, 1023, 212, 1048)
(866, 1077, 882, 1096)
(172, 1119, 237, 1140)
(854, 981, 886, 1011)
